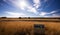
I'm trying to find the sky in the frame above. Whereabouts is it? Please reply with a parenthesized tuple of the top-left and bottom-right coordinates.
(0, 0, 60, 17)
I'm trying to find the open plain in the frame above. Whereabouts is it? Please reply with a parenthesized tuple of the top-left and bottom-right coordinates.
(0, 17, 60, 35)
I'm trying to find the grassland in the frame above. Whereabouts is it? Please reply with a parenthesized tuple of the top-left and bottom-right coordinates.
(0, 18, 60, 35)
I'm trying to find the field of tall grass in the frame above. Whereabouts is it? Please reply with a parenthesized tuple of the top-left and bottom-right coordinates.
(0, 20, 60, 35)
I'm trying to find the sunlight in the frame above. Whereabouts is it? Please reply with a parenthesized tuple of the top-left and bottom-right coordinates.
(17, 1, 28, 10)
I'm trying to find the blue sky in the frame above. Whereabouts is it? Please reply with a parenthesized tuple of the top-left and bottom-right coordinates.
(0, 0, 60, 17)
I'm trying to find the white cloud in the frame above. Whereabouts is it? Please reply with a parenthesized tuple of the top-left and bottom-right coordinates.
(39, 11, 57, 15)
(14, 0, 28, 10)
(39, 9, 60, 17)
(3, 0, 28, 10)
(49, 11, 56, 14)
(27, 6, 37, 13)
(33, 0, 40, 4)
(47, 10, 60, 14)
(50, 9, 60, 14)
(51, 10, 60, 17)
(3, 0, 39, 14)
(5, 11, 26, 17)
(33, 0, 41, 8)
(39, 11, 57, 16)
(39, 12, 47, 16)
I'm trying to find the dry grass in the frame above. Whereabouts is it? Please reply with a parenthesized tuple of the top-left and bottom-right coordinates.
(0, 19, 60, 35)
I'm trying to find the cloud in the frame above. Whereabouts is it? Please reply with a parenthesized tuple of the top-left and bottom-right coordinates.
(39, 12, 48, 16)
(27, 6, 37, 13)
(52, 14, 60, 17)
(5, 11, 26, 17)
(48, 9, 60, 14)
(51, 10, 60, 17)
(39, 9, 60, 17)
(33, 0, 41, 8)
(3, 0, 28, 10)
(3, 0, 60, 17)
(3, 0, 39, 14)
(49, 11, 56, 14)
(39, 12, 53, 17)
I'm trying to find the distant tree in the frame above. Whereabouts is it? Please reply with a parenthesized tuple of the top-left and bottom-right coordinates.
(19, 17, 21, 19)
(1, 17, 6, 18)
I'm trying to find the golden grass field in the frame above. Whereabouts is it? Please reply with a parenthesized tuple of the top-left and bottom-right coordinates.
(0, 18, 60, 35)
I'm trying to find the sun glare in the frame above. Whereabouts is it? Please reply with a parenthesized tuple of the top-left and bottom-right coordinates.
(17, 1, 28, 10)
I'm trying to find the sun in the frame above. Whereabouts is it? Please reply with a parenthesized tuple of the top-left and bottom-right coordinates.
(18, 1, 27, 10)
(20, 1, 27, 7)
